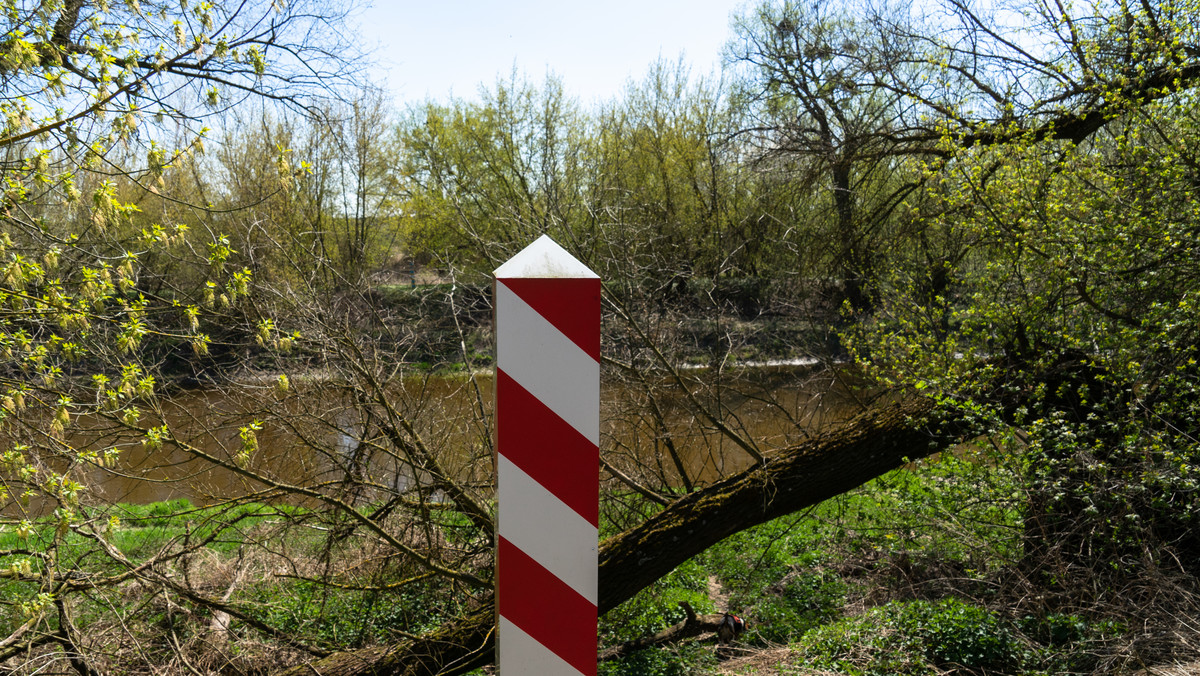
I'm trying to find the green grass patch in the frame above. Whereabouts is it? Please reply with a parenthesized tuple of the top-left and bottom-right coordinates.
(108, 499, 304, 555)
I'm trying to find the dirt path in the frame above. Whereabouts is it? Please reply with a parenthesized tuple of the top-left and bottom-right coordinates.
(707, 575, 731, 613)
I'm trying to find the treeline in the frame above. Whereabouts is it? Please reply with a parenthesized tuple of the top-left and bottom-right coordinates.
(90, 56, 932, 319)
(75, 56, 912, 373)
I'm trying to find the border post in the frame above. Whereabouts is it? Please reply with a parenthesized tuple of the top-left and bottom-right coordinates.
(494, 235, 600, 676)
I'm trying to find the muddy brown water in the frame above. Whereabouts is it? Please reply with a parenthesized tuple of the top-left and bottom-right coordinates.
(9, 365, 867, 513)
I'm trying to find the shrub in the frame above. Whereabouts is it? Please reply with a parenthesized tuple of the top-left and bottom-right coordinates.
(798, 598, 1020, 675)
(599, 643, 715, 676)
(896, 598, 1018, 670)
(750, 571, 846, 644)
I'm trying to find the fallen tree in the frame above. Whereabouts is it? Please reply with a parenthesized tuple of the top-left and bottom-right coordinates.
(598, 601, 737, 661)
(279, 393, 970, 676)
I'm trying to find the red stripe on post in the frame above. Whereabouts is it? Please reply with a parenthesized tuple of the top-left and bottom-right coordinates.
(498, 278, 601, 360)
(498, 536, 597, 676)
(497, 369, 599, 526)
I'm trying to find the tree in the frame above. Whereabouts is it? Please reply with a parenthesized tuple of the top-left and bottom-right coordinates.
(729, 0, 1200, 311)
(397, 74, 588, 273)
(852, 88, 1200, 580)
(0, 0, 363, 671)
(728, 0, 927, 312)
(791, 0, 1200, 586)
(204, 91, 404, 291)
(1, 0, 359, 173)
(586, 59, 739, 282)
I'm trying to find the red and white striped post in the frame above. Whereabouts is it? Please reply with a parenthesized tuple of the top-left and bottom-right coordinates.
(494, 235, 600, 676)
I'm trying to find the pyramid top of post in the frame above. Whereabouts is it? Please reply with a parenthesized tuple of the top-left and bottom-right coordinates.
(494, 235, 598, 279)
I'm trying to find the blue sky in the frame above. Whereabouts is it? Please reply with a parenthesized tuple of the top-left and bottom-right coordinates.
(352, 1, 750, 106)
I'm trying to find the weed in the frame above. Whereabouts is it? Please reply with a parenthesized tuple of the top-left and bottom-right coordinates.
(600, 642, 716, 676)
(796, 598, 1019, 675)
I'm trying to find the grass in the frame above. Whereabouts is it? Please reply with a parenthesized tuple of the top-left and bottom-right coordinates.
(2, 496, 480, 671)
(1, 499, 302, 562)
(251, 578, 465, 648)
(1, 499, 307, 641)
(111, 499, 305, 553)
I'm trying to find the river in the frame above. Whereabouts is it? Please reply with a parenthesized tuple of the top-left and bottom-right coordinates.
(17, 364, 867, 512)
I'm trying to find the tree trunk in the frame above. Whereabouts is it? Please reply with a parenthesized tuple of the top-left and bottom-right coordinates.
(279, 394, 966, 676)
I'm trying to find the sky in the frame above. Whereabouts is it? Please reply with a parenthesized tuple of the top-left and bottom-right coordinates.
(351, 1, 750, 107)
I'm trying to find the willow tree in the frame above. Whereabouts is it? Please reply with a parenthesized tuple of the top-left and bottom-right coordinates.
(397, 74, 589, 273)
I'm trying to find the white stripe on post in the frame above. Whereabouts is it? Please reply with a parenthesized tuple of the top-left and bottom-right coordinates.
(499, 617, 588, 676)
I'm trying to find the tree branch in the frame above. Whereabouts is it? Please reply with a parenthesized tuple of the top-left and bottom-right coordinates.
(598, 602, 734, 661)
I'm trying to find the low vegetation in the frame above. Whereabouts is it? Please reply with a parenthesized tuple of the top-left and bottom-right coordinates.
(5, 442, 1189, 674)
(597, 446, 1194, 675)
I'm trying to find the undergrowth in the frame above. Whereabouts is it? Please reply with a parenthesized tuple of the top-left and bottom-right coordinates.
(600, 444, 1197, 674)
(5, 443, 1195, 675)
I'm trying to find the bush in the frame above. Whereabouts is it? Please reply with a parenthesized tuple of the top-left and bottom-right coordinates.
(798, 598, 1020, 675)
(750, 571, 846, 644)
(599, 643, 715, 676)
(897, 598, 1018, 670)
